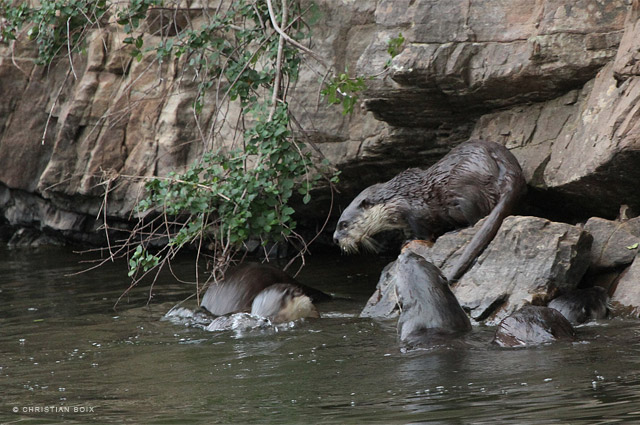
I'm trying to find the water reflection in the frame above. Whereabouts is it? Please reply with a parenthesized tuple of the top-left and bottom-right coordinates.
(2, 247, 640, 423)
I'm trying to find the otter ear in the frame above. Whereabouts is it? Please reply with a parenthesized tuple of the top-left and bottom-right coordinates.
(359, 198, 374, 210)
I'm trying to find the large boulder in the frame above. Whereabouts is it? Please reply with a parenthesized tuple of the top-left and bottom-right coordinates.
(360, 260, 402, 319)
(413, 216, 593, 325)
(584, 216, 640, 270)
(361, 0, 629, 128)
(610, 254, 640, 317)
(472, 1, 640, 219)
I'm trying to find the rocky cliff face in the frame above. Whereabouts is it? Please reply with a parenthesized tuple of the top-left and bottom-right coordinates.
(356, 0, 638, 220)
(0, 0, 639, 244)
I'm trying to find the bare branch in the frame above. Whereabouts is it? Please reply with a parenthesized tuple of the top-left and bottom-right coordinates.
(42, 69, 72, 145)
(268, 0, 288, 122)
(265, 0, 332, 70)
(66, 17, 78, 80)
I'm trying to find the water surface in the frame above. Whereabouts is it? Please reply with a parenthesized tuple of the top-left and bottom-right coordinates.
(2, 247, 640, 424)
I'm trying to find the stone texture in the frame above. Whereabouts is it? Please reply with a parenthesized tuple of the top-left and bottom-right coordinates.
(0, 0, 639, 244)
(455, 217, 592, 325)
(613, 0, 640, 80)
(610, 254, 640, 316)
(584, 216, 640, 270)
(361, 0, 628, 127)
(414, 216, 593, 325)
(471, 1, 640, 219)
(360, 260, 401, 319)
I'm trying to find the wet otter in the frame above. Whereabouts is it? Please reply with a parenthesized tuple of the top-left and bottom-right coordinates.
(547, 287, 610, 325)
(359, 248, 471, 346)
(333, 139, 526, 281)
(251, 283, 319, 322)
(394, 251, 472, 346)
(204, 283, 319, 331)
(493, 305, 576, 348)
(200, 263, 329, 321)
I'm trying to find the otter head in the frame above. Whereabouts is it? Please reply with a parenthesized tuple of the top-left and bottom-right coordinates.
(251, 284, 319, 323)
(333, 185, 404, 254)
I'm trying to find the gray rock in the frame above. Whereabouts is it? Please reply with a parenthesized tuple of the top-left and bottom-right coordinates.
(613, 0, 640, 81)
(416, 216, 592, 325)
(611, 254, 640, 317)
(584, 216, 640, 270)
(360, 260, 401, 319)
(362, 0, 628, 127)
(474, 59, 640, 219)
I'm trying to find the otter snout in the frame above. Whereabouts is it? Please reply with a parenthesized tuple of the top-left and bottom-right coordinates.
(333, 220, 349, 246)
(333, 228, 350, 252)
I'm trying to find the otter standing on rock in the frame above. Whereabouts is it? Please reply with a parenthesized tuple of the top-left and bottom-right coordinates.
(333, 139, 526, 281)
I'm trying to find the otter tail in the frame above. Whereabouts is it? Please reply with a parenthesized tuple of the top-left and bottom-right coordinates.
(445, 171, 525, 282)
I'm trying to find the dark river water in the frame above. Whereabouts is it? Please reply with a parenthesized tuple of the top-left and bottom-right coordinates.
(2, 246, 640, 424)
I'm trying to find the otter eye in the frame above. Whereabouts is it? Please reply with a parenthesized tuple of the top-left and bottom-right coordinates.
(339, 221, 349, 231)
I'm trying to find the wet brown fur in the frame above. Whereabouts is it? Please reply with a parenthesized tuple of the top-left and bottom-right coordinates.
(200, 263, 329, 317)
(334, 139, 526, 281)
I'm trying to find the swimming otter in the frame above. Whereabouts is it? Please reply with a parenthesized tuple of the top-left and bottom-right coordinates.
(200, 263, 329, 319)
(394, 250, 472, 346)
(204, 283, 319, 331)
(251, 283, 319, 322)
(333, 139, 526, 281)
(493, 305, 576, 348)
(547, 287, 610, 325)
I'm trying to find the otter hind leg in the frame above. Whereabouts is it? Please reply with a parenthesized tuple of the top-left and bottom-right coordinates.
(452, 184, 495, 226)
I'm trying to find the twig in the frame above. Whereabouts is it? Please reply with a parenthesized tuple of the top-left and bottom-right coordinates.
(42, 68, 72, 145)
(268, 0, 288, 122)
(265, 0, 332, 69)
(315, 68, 332, 113)
(9, 40, 29, 76)
(98, 172, 115, 259)
(67, 17, 77, 80)
(116, 173, 232, 201)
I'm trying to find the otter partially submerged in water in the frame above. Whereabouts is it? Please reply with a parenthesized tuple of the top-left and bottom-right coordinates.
(493, 305, 576, 348)
(393, 250, 472, 346)
(333, 139, 526, 281)
(200, 263, 329, 323)
(251, 283, 319, 322)
(547, 287, 610, 325)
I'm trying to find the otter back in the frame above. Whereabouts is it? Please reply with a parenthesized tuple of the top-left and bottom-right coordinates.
(200, 263, 330, 316)
(333, 139, 526, 280)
